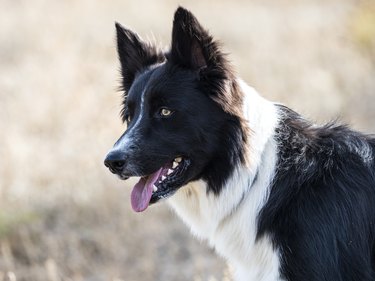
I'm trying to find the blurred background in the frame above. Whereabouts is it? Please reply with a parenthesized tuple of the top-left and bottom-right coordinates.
(0, 0, 374, 280)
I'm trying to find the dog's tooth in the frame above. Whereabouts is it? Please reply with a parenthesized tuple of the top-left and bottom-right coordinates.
(173, 161, 178, 169)
(167, 169, 173, 175)
(153, 185, 158, 192)
(175, 157, 182, 163)
(161, 175, 166, 181)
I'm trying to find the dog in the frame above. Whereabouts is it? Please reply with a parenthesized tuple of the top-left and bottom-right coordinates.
(104, 7, 375, 281)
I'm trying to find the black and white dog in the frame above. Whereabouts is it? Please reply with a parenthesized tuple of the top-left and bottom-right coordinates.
(104, 7, 375, 281)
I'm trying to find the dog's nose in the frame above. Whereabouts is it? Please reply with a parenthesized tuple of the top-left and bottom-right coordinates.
(104, 151, 126, 175)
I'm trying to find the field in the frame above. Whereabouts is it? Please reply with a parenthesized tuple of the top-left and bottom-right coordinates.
(0, 0, 374, 280)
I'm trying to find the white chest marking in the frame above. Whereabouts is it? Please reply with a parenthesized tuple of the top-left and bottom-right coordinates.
(168, 81, 284, 281)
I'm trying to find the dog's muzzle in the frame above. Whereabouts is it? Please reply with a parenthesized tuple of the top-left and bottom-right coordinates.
(104, 150, 127, 176)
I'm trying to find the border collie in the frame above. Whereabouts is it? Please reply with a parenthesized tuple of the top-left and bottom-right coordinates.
(104, 7, 375, 281)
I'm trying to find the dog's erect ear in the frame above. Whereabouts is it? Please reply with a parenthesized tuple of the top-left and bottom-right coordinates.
(170, 7, 241, 117)
(170, 7, 215, 70)
(115, 22, 164, 92)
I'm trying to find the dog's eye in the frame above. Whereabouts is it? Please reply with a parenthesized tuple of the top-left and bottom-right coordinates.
(125, 114, 132, 123)
(159, 108, 173, 117)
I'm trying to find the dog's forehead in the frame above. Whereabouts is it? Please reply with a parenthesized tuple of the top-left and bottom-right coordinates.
(126, 64, 165, 101)
(127, 63, 196, 103)
(127, 68, 154, 102)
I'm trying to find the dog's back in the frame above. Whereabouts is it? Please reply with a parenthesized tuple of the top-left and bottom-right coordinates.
(257, 105, 375, 281)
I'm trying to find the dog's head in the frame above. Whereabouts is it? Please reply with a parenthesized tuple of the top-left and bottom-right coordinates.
(104, 7, 247, 212)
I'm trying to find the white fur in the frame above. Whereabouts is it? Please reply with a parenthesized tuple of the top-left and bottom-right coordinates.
(347, 139, 373, 165)
(113, 87, 146, 152)
(113, 63, 164, 154)
(168, 80, 284, 281)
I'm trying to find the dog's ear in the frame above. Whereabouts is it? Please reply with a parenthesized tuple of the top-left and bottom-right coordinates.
(115, 23, 164, 92)
(170, 7, 215, 71)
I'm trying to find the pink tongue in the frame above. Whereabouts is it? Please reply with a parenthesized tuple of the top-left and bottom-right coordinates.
(131, 168, 163, 212)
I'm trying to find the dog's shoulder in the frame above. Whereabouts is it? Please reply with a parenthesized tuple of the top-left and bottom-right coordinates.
(258, 104, 375, 280)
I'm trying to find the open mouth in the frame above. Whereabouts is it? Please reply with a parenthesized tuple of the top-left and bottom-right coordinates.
(130, 157, 190, 212)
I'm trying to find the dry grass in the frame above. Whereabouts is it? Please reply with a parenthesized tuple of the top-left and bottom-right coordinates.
(0, 0, 374, 280)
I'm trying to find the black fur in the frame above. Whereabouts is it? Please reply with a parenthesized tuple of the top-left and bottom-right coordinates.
(115, 23, 165, 93)
(258, 105, 375, 281)
(108, 7, 246, 197)
(106, 7, 375, 280)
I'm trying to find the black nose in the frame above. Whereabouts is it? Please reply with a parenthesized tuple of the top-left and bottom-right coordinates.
(104, 151, 126, 175)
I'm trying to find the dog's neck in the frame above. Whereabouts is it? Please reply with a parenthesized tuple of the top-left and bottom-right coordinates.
(167, 80, 281, 280)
